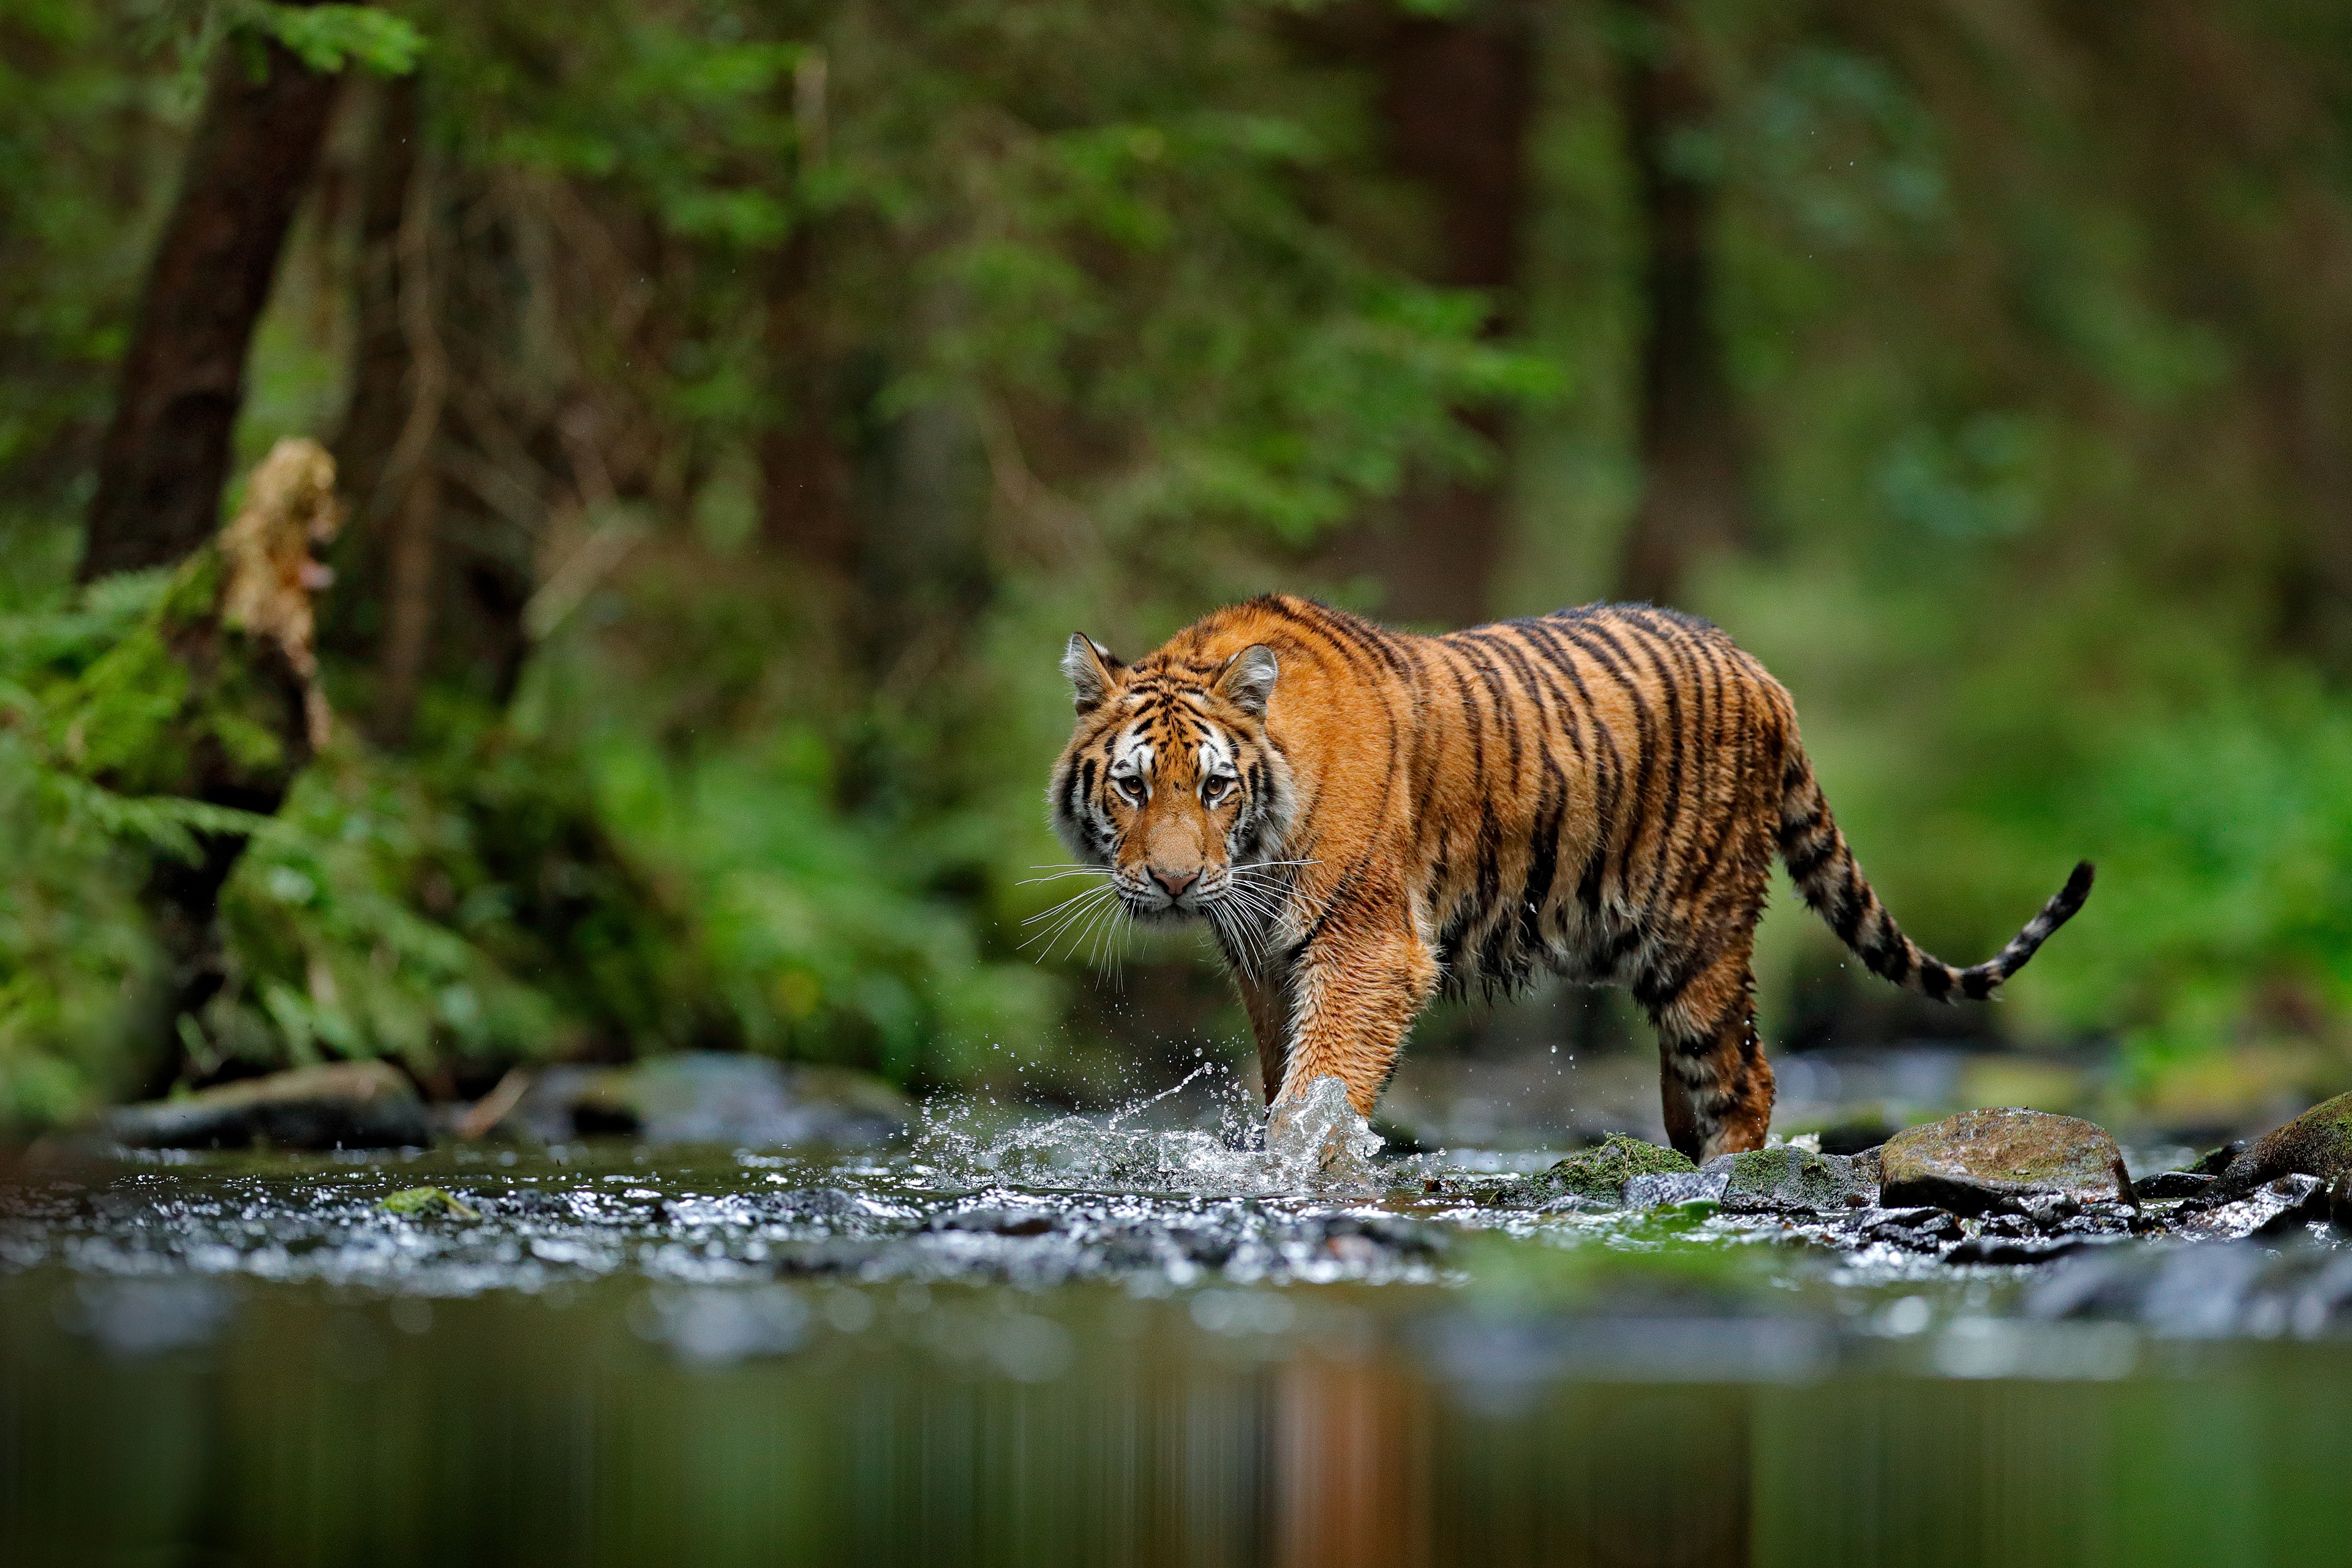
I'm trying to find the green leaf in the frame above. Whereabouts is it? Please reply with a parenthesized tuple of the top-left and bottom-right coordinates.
(253, 4, 424, 77)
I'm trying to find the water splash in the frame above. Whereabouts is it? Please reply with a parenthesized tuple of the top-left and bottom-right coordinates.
(1265, 1076, 1385, 1185)
(910, 1069, 1396, 1197)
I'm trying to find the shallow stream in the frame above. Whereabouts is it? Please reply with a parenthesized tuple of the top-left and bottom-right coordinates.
(4, 1080, 2348, 1567)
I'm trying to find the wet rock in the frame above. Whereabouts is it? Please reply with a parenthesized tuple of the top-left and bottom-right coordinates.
(1623, 1170, 1730, 1209)
(766, 1187, 867, 1223)
(1946, 1234, 2101, 1267)
(2043, 1200, 2138, 1238)
(104, 1061, 431, 1151)
(1877, 1108, 2132, 1216)
(2180, 1174, 2332, 1240)
(489, 1188, 566, 1218)
(928, 1205, 1061, 1237)
(377, 1186, 479, 1220)
(510, 1054, 910, 1148)
(2132, 1170, 2216, 1202)
(1496, 1135, 1694, 1207)
(1860, 1207, 1965, 1252)
(2215, 1091, 2352, 1196)
(1714, 1147, 1874, 1215)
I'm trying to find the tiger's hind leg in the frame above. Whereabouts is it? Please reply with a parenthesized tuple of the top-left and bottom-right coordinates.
(1641, 940, 1776, 1163)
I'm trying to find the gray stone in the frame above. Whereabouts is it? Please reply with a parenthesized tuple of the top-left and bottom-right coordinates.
(1877, 1108, 2132, 1215)
(1623, 1170, 1730, 1209)
(1714, 1146, 1874, 1215)
(2217, 1090, 2352, 1196)
(104, 1061, 430, 1151)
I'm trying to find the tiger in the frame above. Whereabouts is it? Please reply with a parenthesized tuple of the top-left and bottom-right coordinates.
(1046, 594, 2093, 1162)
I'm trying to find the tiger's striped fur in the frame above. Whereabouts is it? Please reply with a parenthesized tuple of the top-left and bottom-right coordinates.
(1048, 594, 2092, 1160)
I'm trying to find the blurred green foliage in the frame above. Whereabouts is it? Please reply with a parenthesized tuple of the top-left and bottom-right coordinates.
(6, 0, 2352, 1131)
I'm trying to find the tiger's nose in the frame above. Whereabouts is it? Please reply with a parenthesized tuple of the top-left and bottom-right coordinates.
(1150, 867, 1198, 899)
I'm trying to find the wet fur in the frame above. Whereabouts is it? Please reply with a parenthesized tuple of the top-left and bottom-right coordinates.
(1049, 595, 2092, 1161)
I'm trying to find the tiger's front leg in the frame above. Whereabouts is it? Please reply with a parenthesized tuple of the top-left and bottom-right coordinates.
(1264, 906, 1439, 1153)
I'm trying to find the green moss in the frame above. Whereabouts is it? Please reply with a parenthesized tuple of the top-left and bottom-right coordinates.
(378, 1186, 480, 1220)
(1512, 1135, 1695, 1204)
(2225, 1090, 2352, 1191)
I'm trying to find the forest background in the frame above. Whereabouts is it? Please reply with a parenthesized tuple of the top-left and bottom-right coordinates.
(6, 0, 2352, 1137)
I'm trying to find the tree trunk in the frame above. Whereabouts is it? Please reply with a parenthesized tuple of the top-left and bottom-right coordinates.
(760, 229, 861, 586)
(80, 35, 342, 582)
(333, 74, 421, 541)
(1321, 4, 1537, 628)
(1615, 0, 1751, 608)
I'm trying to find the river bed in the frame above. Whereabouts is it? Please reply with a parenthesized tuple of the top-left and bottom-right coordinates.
(4, 1087, 2347, 1567)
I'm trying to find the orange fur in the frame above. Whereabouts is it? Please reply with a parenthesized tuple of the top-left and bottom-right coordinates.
(1049, 596, 2091, 1160)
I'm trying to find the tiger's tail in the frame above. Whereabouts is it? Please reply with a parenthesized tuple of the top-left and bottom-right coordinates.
(1774, 747, 2093, 1001)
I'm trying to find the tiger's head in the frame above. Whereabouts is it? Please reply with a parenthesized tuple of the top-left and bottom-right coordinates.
(1048, 634, 1296, 926)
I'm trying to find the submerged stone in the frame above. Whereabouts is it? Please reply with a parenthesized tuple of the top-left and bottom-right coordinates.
(377, 1186, 480, 1220)
(2217, 1090, 2352, 1196)
(2180, 1173, 2336, 1240)
(1714, 1147, 1874, 1215)
(104, 1061, 430, 1151)
(1860, 1207, 1965, 1252)
(1623, 1170, 1730, 1210)
(1877, 1108, 2132, 1215)
(1501, 1135, 1695, 1207)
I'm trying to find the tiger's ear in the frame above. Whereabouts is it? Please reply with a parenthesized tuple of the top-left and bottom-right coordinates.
(1214, 644, 1279, 718)
(1061, 633, 1125, 713)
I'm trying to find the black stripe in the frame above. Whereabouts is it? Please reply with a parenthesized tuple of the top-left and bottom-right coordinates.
(1830, 867, 1869, 944)
(1258, 598, 1374, 680)
(1314, 601, 1416, 683)
(1505, 619, 1592, 766)
(1514, 619, 1617, 912)
(1785, 829, 1838, 884)
(1550, 618, 1656, 908)
(1616, 618, 1690, 911)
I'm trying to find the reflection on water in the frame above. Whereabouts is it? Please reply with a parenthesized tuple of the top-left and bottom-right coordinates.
(9, 1276, 2347, 1567)
(2, 1082, 2347, 1566)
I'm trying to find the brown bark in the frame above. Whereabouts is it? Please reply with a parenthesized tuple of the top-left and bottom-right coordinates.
(376, 468, 438, 745)
(80, 34, 343, 582)
(1615, 0, 1751, 607)
(372, 98, 447, 747)
(1321, 4, 1537, 628)
(333, 74, 421, 537)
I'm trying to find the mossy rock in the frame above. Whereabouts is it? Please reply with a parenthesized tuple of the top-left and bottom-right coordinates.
(1717, 1146, 1874, 1215)
(2219, 1091, 2352, 1195)
(1496, 1135, 1694, 1207)
(1879, 1108, 2130, 1215)
(378, 1186, 480, 1220)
